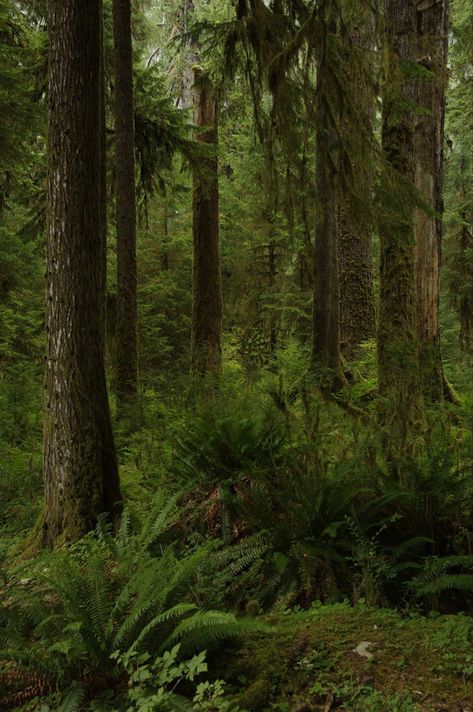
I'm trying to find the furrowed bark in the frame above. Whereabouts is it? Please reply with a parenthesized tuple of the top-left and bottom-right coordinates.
(113, 0, 138, 406)
(43, 0, 121, 546)
(311, 6, 345, 391)
(414, 0, 451, 401)
(338, 22, 376, 361)
(378, 0, 425, 462)
(191, 68, 223, 378)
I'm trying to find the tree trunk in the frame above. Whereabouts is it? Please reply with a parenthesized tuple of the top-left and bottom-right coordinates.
(178, 0, 198, 109)
(99, 8, 107, 337)
(113, 0, 138, 406)
(378, 0, 425, 460)
(268, 238, 277, 354)
(311, 10, 344, 390)
(338, 24, 376, 361)
(414, 0, 449, 400)
(338, 205, 375, 360)
(191, 68, 223, 377)
(43, 0, 121, 546)
(458, 214, 473, 352)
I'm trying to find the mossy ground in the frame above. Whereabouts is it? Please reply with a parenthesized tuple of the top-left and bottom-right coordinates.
(221, 603, 473, 711)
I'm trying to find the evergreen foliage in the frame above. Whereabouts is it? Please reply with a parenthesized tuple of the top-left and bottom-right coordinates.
(0, 497, 265, 708)
(2, 0, 473, 708)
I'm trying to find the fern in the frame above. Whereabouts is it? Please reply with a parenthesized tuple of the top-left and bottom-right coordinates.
(58, 682, 86, 712)
(409, 555, 473, 599)
(0, 498, 265, 709)
(160, 610, 268, 656)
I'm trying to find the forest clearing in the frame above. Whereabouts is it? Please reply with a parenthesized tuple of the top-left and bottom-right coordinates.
(1, 0, 473, 710)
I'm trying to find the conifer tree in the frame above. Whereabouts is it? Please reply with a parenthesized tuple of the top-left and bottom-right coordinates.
(0, 0, 36, 214)
(377, 0, 425, 459)
(191, 67, 222, 377)
(338, 18, 376, 360)
(445, 0, 473, 351)
(43, 0, 121, 545)
(113, 0, 138, 406)
(311, 2, 344, 389)
(413, 0, 450, 400)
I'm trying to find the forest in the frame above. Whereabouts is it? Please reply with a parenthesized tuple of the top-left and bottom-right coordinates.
(1, 0, 473, 709)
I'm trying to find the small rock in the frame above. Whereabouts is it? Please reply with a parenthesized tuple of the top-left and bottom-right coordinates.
(353, 641, 374, 660)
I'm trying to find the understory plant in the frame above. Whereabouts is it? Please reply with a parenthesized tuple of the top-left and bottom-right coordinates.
(0, 493, 265, 710)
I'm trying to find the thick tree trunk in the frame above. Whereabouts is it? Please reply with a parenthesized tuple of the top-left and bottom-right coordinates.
(99, 10, 107, 337)
(191, 68, 222, 377)
(43, 0, 121, 546)
(311, 13, 344, 390)
(458, 215, 473, 352)
(378, 0, 425, 459)
(113, 0, 138, 405)
(414, 0, 449, 400)
(338, 207, 375, 360)
(338, 25, 376, 361)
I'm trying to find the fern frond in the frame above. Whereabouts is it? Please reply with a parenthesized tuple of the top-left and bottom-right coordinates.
(208, 534, 269, 577)
(386, 536, 433, 563)
(409, 555, 473, 598)
(128, 603, 198, 653)
(58, 682, 86, 712)
(160, 610, 268, 656)
(84, 552, 113, 654)
(138, 490, 181, 550)
(413, 574, 473, 596)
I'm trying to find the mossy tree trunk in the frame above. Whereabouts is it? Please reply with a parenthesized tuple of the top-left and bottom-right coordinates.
(43, 0, 121, 546)
(378, 0, 425, 460)
(457, 203, 473, 352)
(338, 23, 375, 361)
(191, 68, 223, 378)
(414, 0, 450, 401)
(177, 0, 197, 109)
(311, 6, 345, 390)
(113, 0, 138, 407)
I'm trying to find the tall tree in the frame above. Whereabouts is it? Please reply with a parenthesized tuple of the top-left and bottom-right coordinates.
(338, 19, 376, 361)
(377, 0, 425, 459)
(445, 0, 473, 353)
(0, 0, 36, 215)
(311, 4, 344, 389)
(113, 0, 138, 406)
(178, 0, 197, 109)
(413, 0, 450, 400)
(191, 67, 222, 377)
(43, 0, 121, 545)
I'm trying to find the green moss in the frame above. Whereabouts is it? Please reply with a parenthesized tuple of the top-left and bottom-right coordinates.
(239, 678, 272, 710)
(225, 604, 473, 710)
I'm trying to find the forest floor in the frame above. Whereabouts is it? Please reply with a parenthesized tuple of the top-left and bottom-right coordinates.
(222, 602, 473, 712)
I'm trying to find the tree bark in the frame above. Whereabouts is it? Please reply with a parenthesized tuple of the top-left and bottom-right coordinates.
(311, 9, 345, 390)
(338, 24, 376, 361)
(414, 0, 449, 400)
(191, 68, 223, 377)
(43, 0, 121, 546)
(178, 0, 198, 109)
(113, 0, 138, 406)
(378, 0, 425, 460)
